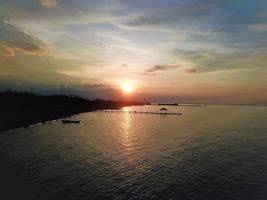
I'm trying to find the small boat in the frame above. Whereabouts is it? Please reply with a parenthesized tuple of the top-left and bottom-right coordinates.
(62, 119, 80, 124)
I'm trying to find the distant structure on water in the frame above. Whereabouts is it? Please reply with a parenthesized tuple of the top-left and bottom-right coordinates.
(160, 107, 168, 111)
(158, 103, 207, 107)
(158, 103, 178, 106)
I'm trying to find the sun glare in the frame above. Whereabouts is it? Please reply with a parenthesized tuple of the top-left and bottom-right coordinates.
(121, 82, 134, 93)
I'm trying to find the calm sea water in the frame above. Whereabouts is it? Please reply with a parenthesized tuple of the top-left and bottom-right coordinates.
(0, 105, 267, 200)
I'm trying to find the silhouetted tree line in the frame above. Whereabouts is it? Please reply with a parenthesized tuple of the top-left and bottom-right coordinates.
(0, 90, 143, 132)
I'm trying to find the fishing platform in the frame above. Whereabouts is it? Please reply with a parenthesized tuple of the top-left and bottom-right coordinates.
(94, 109, 182, 116)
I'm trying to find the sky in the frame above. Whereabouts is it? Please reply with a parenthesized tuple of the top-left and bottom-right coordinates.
(0, 0, 267, 105)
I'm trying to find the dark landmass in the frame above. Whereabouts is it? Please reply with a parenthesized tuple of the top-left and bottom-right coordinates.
(0, 90, 143, 132)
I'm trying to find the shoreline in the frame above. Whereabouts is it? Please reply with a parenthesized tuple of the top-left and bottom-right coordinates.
(0, 106, 138, 133)
(0, 110, 88, 133)
(0, 91, 143, 133)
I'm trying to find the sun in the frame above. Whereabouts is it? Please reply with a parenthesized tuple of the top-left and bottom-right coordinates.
(121, 82, 134, 93)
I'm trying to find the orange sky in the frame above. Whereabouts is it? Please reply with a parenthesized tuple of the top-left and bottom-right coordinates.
(0, 0, 267, 105)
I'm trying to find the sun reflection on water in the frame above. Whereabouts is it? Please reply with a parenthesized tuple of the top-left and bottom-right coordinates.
(122, 107, 130, 112)
(122, 110, 131, 141)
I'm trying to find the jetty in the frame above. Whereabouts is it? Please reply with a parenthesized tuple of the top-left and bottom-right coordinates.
(158, 103, 206, 107)
(94, 110, 182, 115)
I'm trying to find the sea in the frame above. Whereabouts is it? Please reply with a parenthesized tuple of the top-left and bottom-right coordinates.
(0, 105, 267, 200)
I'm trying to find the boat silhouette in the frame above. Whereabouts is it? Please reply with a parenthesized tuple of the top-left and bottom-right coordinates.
(160, 107, 168, 111)
(62, 119, 80, 124)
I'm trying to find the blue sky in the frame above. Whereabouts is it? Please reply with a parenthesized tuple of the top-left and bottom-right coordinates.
(0, 0, 267, 104)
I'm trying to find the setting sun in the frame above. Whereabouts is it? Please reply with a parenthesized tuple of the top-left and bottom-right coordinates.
(121, 82, 134, 93)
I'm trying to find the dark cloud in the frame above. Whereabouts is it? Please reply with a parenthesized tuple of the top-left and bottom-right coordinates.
(120, 63, 129, 68)
(185, 68, 197, 74)
(146, 64, 180, 72)
(0, 75, 119, 100)
(142, 64, 180, 76)
(0, 20, 49, 57)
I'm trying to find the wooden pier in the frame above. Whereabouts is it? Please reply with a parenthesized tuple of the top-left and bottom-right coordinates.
(157, 103, 207, 107)
(94, 110, 182, 115)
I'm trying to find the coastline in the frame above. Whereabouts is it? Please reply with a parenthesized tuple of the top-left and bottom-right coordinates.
(0, 91, 143, 133)
(0, 106, 139, 133)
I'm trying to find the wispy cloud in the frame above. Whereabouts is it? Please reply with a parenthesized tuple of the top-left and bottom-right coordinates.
(250, 23, 267, 31)
(174, 48, 267, 73)
(123, 1, 216, 29)
(0, 20, 49, 57)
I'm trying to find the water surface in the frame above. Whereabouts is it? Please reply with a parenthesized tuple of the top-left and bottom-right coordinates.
(0, 105, 267, 199)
